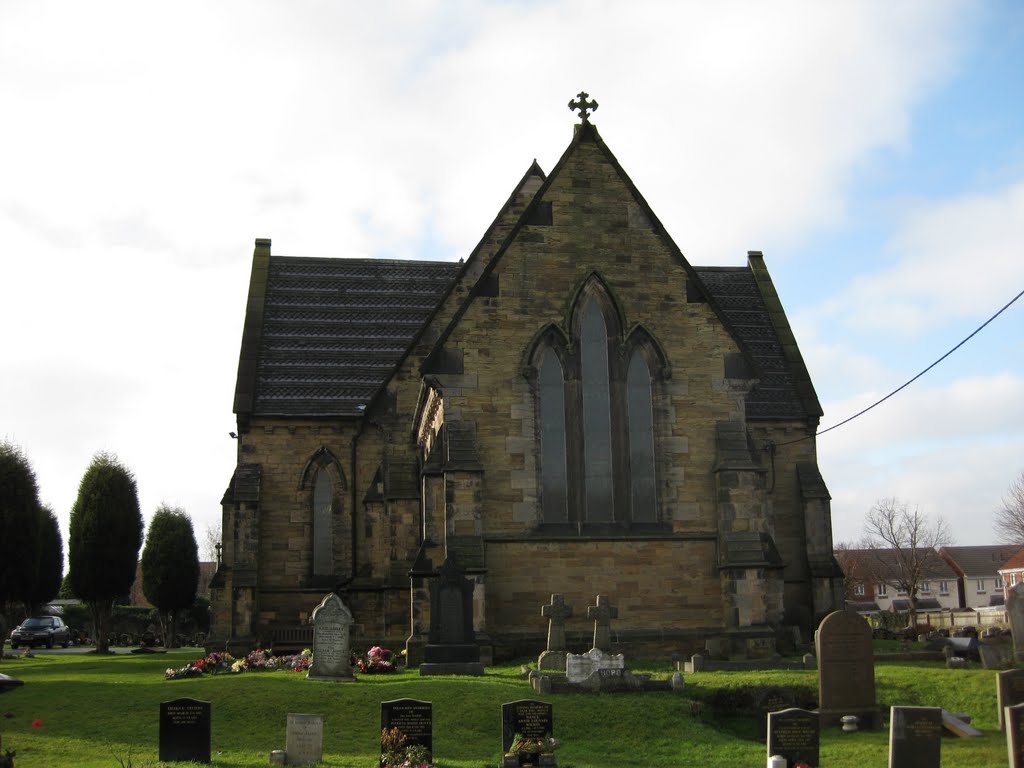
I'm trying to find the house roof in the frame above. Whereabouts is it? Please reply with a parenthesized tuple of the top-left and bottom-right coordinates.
(940, 544, 1024, 577)
(999, 547, 1024, 572)
(836, 547, 958, 581)
(233, 124, 821, 423)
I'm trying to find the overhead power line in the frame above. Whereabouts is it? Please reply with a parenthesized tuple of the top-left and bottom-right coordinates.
(778, 286, 1024, 448)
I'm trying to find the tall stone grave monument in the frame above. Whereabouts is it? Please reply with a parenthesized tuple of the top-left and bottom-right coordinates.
(999, 669, 1024, 731)
(420, 555, 484, 675)
(537, 594, 573, 672)
(1006, 701, 1024, 768)
(307, 593, 355, 681)
(816, 609, 880, 729)
(587, 595, 618, 652)
(1009, 582, 1024, 662)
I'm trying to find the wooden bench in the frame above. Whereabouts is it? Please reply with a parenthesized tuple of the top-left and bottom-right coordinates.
(271, 626, 313, 655)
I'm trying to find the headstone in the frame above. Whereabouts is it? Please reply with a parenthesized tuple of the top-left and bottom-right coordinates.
(307, 592, 355, 681)
(565, 647, 625, 684)
(998, 669, 1024, 730)
(757, 687, 797, 741)
(816, 609, 879, 728)
(537, 594, 573, 672)
(979, 637, 1013, 669)
(501, 699, 554, 766)
(0, 674, 24, 694)
(285, 713, 324, 766)
(159, 698, 211, 764)
(1009, 582, 1024, 661)
(888, 706, 941, 768)
(1006, 701, 1024, 768)
(940, 709, 981, 738)
(766, 708, 819, 768)
(587, 595, 618, 652)
(421, 555, 483, 675)
(381, 699, 432, 767)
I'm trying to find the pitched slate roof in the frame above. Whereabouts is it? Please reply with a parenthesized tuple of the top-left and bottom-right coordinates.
(694, 263, 821, 421)
(940, 544, 1024, 578)
(246, 256, 460, 417)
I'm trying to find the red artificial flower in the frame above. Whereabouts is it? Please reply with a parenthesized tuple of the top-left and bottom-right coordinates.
(32, 719, 43, 728)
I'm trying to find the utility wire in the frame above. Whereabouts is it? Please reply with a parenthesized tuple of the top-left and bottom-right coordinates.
(775, 286, 1024, 448)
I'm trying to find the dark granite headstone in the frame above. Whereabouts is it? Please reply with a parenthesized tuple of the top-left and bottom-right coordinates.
(766, 708, 819, 768)
(421, 555, 483, 674)
(757, 687, 796, 741)
(1006, 701, 1024, 768)
(888, 706, 941, 768)
(816, 609, 879, 728)
(159, 697, 211, 764)
(502, 699, 554, 766)
(998, 669, 1024, 730)
(381, 699, 432, 765)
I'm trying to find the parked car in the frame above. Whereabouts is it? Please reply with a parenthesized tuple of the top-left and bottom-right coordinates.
(10, 616, 71, 648)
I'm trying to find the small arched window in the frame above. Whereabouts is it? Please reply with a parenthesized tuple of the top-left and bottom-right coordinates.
(312, 470, 333, 576)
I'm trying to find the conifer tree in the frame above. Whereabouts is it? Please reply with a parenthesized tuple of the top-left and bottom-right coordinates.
(0, 442, 42, 616)
(68, 452, 143, 653)
(141, 505, 199, 647)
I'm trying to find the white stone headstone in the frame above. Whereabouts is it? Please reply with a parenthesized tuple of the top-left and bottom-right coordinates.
(308, 593, 355, 681)
(286, 713, 323, 765)
(565, 648, 625, 684)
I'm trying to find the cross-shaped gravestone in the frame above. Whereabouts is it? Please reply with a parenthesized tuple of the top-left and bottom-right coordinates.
(568, 91, 598, 122)
(587, 595, 618, 651)
(542, 594, 573, 652)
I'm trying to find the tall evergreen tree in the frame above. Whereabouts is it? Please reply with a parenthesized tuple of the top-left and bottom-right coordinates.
(26, 505, 64, 614)
(0, 441, 42, 646)
(141, 505, 199, 647)
(68, 452, 143, 653)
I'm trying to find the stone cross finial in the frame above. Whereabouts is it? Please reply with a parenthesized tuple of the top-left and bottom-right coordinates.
(541, 594, 573, 652)
(568, 91, 598, 122)
(587, 594, 618, 651)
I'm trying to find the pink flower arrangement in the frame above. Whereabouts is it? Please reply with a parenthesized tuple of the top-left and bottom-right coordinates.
(356, 645, 398, 674)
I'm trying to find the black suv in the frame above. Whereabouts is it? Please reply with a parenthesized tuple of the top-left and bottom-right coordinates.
(10, 616, 71, 649)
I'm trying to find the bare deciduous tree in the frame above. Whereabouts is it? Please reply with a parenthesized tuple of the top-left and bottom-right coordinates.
(861, 497, 951, 630)
(202, 521, 222, 563)
(994, 471, 1024, 545)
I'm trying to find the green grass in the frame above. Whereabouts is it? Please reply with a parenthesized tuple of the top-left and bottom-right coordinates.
(0, 650, 1012, 767)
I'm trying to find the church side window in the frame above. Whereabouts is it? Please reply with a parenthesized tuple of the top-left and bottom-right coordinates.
(538, 349, 568, 523)
(312, 470, 333, 576)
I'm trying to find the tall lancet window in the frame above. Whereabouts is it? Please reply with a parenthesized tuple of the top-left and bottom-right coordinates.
(627, 350, 657, 522)
(539, 349, 568, 523)
(312, 470, 333, 576)
(581, 300, 613, 521)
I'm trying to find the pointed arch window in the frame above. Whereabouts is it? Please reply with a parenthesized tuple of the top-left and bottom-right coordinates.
(312, 470, 333, 576)
(538, 349, 568, 523)
(531, 279, 665, 529)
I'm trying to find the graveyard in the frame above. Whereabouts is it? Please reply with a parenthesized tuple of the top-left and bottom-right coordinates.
(0, 644, 1016, 767)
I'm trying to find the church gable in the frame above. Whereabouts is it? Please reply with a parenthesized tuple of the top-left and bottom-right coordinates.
(213, 97, 840, 661)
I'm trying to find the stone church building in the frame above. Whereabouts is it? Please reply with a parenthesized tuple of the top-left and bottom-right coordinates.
(209, 99, 843, 661)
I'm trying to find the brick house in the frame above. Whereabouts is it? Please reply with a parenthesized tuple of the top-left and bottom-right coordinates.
(998, 548, 1024, 601)
(209, 104, 843, 661)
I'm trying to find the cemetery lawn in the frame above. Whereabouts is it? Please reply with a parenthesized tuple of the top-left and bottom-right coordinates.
(0, 650, 1011, 768)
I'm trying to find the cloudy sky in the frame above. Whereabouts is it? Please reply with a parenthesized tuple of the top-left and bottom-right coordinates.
(2, 1, 1022, 559)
